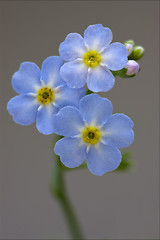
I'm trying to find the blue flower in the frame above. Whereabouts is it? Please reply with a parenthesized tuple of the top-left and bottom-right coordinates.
(53, 94, 134, 176)
(59, 24, 129, 92)
(7, 56, 85, 135)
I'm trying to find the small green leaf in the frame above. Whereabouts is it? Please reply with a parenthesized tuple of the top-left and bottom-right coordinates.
(115, 151, 133, 172)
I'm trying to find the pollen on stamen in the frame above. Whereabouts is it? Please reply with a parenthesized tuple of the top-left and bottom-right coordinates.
(37, 87, 54, 105)
(84, 50, 101, 68)
(82, 126, 101, 144)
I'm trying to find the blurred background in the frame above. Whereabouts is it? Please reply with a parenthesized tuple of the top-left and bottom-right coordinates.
(0, 1, 159, 239)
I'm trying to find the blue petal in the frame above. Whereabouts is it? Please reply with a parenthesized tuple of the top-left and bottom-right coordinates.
(36, 104, 58, 135)
(60, 60, 88, 88)
(53, 106, 85, 137)
(12, 62, 41, 94)
(101, 42, 129, 71)
(84, 24, 112, 52)
(7, 95, 39, 125)
(59, 33, 86, 61)
(55, 85, 86, 109)
(79, 94, 113, 126)
(54, 137, 86, 168)
(41, 56, 65, 88)
(87, 143, 122, 176)
(87, 66, 115, 92)
(102, 114, 134, 148)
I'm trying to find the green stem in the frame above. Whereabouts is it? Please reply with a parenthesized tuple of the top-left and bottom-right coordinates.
(50, 136, 84, 240)
(49, 134, 132, 239)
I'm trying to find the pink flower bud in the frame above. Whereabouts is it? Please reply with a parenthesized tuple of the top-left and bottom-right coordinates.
(125, 60, 139, 75)
(124, 43, 133, 55)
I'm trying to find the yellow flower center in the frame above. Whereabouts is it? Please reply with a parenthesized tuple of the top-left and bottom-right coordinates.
(37, 87, 54, 105)
(82, 126, 101, 144)
(84, 50, 101, 68)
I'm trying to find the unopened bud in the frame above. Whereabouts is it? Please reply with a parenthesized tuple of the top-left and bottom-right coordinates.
(125, 60, 139, 76)
(124, 40, 135, 46)
(124, 43, 134, 55)
(129, 46, 144, 60)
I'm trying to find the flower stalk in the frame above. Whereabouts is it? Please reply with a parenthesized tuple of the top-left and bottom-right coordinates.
(50, 135, 84, 240)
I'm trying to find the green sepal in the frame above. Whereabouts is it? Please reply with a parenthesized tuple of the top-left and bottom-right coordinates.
(86, 89, 93, 95)
(111, 68, 136, 78)
(110, 70, 118, 77)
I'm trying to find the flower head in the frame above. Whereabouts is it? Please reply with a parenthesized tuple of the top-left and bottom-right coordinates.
(53, 94, 134, 176)
(59, 24, 129, 92)
(7, 56, 85, 135)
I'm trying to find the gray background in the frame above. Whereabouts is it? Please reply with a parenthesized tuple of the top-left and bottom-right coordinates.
(0, 1, 159, 239)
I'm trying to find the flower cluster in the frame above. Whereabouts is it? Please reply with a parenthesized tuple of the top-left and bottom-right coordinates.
(123, 40, 144, 77)
(7, 24, 141, 176)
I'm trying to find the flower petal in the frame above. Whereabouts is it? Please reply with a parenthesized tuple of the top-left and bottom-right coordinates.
(79, 94, 113, 126)
(101, 42, 129, 71)
(54, 85, 86, 109)
(53, 106, 85, 137)
(59, 33, 86, 61)
(87, 66, 115, 92)
(84, 24, 112, 52)
(102, 114, 134, 148)
(60, 60, 88, 88)
(87, 143, 122, 176)
(54, 137, 86, 168)
(36, 104, 58, 135)
(7, 95, 39, 125)
(12, 62, 41, 94)
(41, 56, 65, 88)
